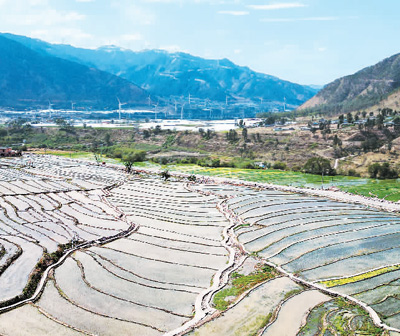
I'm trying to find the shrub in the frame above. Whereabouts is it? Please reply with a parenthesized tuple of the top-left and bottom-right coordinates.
(369, 162, 398, 179)
(303, 156, 335, 175)
(292, 165, 302, 172)
(348, 169, 360, 177)
(273, 161, 287, 170)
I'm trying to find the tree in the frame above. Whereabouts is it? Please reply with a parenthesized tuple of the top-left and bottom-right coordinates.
(160, 169, 171, 181)
(123, 157, 134, 173)
(368, 162, 398, 179)
(376, 114, 384, 130)
(361, 133, 380, 152)
(93, 152, 101, 164)
(272, 162, 287, 170)
(226, 129, 238, 142)
(122, 151, 146, 173)
(303, 157, 335, 175)
(347, 112, 353, 124)
(154, 125, 162, 135)
(394, 116, 400, 133)
(242, 128, 248, 141)
(365, 118, 375, 130)
(55, 118, 74, 133)
(333, 135, 342, 147)
(104, 133, 112, 146)
(143, 130, 150, 139)
(368, 163, 381, 178)
(379, 162, 398, 179)
(0, 128, 8, 137)
(262, 114, 277, 126)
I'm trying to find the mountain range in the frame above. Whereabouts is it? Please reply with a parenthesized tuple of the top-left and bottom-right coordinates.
(299, 52, 400, 115)
(0, 33, 318, 111)
(0, 35, 147, 110)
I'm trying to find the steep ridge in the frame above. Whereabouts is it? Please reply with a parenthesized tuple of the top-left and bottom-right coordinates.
(299, 52, 400, 114)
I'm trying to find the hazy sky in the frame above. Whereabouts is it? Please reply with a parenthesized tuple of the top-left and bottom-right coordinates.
(1, 0, 399, 85)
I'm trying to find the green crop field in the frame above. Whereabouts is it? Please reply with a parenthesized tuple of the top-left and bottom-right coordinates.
(47, 154, 399, 202)
(166, 164, 400, 202)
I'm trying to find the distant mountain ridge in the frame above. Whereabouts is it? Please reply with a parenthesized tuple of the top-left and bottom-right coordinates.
(0, 35, 147, 109)
(299, 52, 400, 114)
(1, 33, 319, 109)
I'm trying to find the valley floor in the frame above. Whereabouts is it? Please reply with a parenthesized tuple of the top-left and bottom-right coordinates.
(0, 155, 399, 335)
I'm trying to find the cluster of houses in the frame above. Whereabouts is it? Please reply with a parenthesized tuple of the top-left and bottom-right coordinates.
(0, 147, 22, 157)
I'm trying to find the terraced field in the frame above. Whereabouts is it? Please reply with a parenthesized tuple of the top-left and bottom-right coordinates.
(25, 178, 233, 335)
(0, 156, 237, 335)
(0, 157, 130, 306)
(0, 154, 399, 335)
(214, 183, 400, 331)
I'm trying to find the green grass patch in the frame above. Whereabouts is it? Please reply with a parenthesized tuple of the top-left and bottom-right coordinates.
(38, 150, 91, 159)
(213, 265, 278, 311)
(298, 298, 385, 336)
(168, 164, 360, 187)
(160, 163, 400, 202)
(341, 179, 400, 202)
(283, 288, 303, 301)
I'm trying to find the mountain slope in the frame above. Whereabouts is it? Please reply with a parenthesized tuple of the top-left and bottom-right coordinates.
(299, 53, 400, 114)
(0, 35, 147, 109)
(2, 33, 318, 108)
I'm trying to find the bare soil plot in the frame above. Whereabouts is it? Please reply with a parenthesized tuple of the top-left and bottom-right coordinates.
(262, 290, 331, 336)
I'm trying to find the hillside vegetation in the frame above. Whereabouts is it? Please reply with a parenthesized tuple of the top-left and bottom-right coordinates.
(299, 52, 400, 115)
(3, 110, 400, 179)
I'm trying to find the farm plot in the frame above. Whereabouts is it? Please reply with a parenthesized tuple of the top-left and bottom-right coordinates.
(0, 156, 394, 335)
(297, 298, 385, 336)
(224, 187, 400, 330)
(21, 154, 126, 188)
(329, 268, 400, 329)
(0, 157, 130, 306)
(0, 304, 85, 336)
(190, 277, 302, 336)
(18, 176, 231, 335)
(262, 290, 331, 336)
